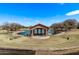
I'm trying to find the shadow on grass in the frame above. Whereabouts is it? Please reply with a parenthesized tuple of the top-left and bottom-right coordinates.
(0, 49, 35, 55)
(64, 51, 79, 55)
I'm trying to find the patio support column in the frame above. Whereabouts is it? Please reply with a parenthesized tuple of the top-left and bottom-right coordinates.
(46, 29, 48, 36)
(31, 30, 34, 36)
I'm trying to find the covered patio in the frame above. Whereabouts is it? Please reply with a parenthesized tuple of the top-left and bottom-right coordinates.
(30, 24, 49, 36)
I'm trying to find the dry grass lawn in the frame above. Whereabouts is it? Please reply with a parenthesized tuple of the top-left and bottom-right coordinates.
(0, 29, 79, 51)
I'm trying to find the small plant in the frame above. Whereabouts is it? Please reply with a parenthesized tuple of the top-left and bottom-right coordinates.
(67, 37, 69, 40)
(9, 38, 13, 40)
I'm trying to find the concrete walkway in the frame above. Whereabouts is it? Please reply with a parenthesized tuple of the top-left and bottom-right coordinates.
(31, 36, 50, 40)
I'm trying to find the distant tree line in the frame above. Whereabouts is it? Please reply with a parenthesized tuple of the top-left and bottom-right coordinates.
(1, 22, 26, 32)
(0, 19, 79, 34)
(50, 19, 79, 34)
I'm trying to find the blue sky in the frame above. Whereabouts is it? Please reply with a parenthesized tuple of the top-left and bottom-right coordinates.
(0, 3, 79, 26)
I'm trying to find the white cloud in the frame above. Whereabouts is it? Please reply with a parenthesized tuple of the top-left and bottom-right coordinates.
(66, 10, 79, 16)
(35, 20, 42, 24)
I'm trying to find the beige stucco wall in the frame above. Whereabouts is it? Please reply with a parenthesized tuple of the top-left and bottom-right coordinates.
(31, 26, 48, 30)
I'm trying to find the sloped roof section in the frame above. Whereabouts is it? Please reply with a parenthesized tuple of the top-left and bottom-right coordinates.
(30, 24, 49, 29)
